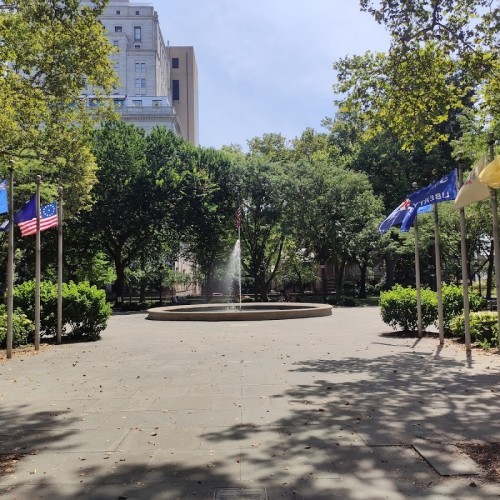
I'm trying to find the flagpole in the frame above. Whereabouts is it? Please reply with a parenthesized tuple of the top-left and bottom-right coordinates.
(34, 175, 41, 351)
(238, 223, 242, 310)
(433, 202, 445, 344)
(415, 217, 423, 337)
(411, 181, 423, 338)
(457, 160, 472, 357)
(57, 186, 63, 345)
(487, 133, 500, 349)
(6, 162, 14, 359)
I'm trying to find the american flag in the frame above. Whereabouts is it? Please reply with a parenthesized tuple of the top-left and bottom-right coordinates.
(19, 201, 58, 237)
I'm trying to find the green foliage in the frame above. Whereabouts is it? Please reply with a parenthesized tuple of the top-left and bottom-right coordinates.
(450, 311, 499, 349)
(74, 251, 117, 288)
(0, 306, 34, 348)
(13, 280, 58, 337)
(287, 160, 384, 294)
(0, 0, 118, 212)
(334, 0, 499, 153)
(380, 285, 438, 332)
(231, 155, 289, 300)
(327, 295, 358, 307)
(13, 280, 111, 341)
(87, 122, 182, 299)
(441, 283, 485, 336)
(63, 281, 111, 341)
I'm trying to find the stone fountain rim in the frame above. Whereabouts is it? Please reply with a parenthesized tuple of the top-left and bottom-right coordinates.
(146, 301, 332, 321)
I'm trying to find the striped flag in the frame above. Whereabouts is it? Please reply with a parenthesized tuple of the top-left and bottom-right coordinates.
(19, 201, 58, 237)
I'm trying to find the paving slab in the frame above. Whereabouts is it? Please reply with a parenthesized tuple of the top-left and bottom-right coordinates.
(1, 307, 499, 499)
(413, 442, 482, 476)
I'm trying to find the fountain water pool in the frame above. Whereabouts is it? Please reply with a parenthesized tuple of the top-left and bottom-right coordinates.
(147, 302, 332, 321)
(147, 238, 331, 321)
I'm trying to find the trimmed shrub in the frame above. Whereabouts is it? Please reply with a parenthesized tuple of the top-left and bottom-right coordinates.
(380, 285, 438, 332)
(13, 280, 111, 341)
(13, 281, 59, 337)
(441, 284, 485, 336)
(63, 281, 111, 341)
(0, 307, 35, 348)
(327, 295, 358, 307)
(450, 311, 499, 349)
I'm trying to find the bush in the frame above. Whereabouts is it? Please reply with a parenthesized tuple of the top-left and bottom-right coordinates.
(380, 285, 438, 332)
(450, 311, 499, 349)
(327, 295, 358, 307)
(0, 306, 35, 348)
(13, 281, 58, 336)
(63, 282, 112, 341)
(13, 280, 111, 342)
(441, 284, 485, 336)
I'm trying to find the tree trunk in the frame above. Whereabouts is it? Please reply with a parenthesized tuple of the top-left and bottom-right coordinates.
(257, 274, 268, 301)
(320, 263, 328, 302)
(114, 261, 126, 305)
(335, 261, 346, 295)
(139, 254, 146, 303)
(384, 252, 398, 290)
(358, 262, 367, 299)
(204, 269, 213, 301)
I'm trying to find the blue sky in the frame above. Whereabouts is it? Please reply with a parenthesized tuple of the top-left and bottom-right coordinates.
(153, 1, 390, 149)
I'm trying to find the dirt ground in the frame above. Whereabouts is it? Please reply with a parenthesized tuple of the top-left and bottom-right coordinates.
(457, 442, 500, 482)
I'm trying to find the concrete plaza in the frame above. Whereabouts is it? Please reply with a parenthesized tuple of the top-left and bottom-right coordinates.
(0, 307, 499, 499)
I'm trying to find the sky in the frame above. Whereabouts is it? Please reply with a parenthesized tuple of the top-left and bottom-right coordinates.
(152, 0, 390, 150)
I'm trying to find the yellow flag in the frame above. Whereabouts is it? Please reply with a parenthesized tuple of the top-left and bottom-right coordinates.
(454, 156, 490, 209)
(479, 156, 500, 189)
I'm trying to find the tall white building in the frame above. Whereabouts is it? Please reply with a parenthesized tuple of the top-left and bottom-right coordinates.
(83, 0, 199, 145)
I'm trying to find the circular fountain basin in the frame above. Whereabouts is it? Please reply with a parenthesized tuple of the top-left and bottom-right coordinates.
(147, 302, 332, 321)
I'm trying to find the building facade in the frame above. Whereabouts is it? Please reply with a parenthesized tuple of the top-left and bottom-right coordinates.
(169, 46, 199, 145)
(83, 0, 199, 145)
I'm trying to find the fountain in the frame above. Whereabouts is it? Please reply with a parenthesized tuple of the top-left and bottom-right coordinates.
(147, 238, 332, 321)
(222, 239, 242, 308)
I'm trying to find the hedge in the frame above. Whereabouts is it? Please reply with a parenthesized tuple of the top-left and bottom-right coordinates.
(13, 280, 111, 341)
(450, 311, 499, 349)
(380, 285, 438, 332)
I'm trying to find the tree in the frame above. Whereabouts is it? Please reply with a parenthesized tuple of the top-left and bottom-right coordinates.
(0, 0, 117, 208)
(247, 133, 291, 162)
(231, 157, 288, 301)
(274, 237, 317, 294)
(288, 160, 383, 295)
(84, 122, 180, 300)
(335, 1, 499, 149)
(182, 147, 236, 298)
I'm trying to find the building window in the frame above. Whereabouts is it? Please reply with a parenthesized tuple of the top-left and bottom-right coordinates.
(112, 40, 119, 46)
(153, 100, 162, 107)
(132, 100, 142, 107)
(116, 10, 120, 15)
(135, 62, 145, 74)
(172, 58, 179, 69)
(134, 26, 141, 41)
(172, 79, 180, 100)
(135, 78, 146, 95)
(135, 10, 140, 15)
(114, 26, 122, 33)
(134, 44, 141, 49)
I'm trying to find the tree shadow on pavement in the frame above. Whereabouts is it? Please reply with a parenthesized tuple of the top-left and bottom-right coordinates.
(2, 352, 499, 498)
